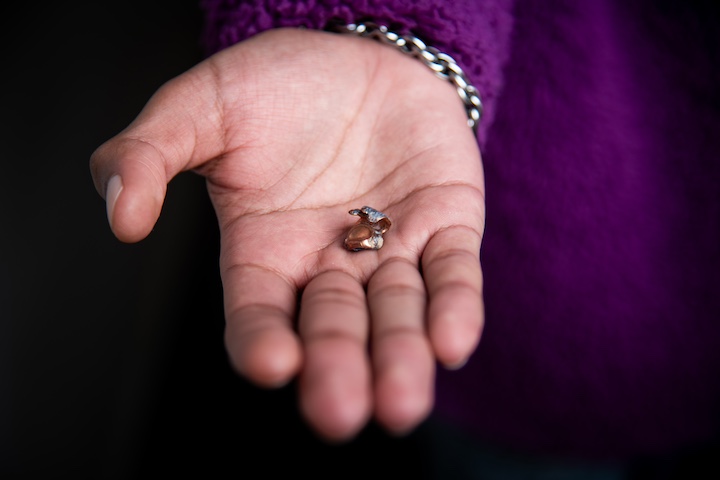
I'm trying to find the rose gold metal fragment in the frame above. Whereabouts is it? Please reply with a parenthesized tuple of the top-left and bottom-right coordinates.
(344, 206, 392, 251)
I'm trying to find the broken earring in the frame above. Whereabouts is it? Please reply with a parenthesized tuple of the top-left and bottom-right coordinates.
(344, 206, 392, 252)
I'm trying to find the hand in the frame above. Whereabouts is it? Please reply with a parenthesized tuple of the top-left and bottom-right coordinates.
(90, 29, 485, 441)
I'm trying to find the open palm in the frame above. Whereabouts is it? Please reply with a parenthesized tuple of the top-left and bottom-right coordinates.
(91, 29, 485, 440)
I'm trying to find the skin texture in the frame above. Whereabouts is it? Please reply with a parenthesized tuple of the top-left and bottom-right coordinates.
(90, 28, 485, 441)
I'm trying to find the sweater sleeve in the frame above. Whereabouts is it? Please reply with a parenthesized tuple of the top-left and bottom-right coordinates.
(199, 0, 515, 146)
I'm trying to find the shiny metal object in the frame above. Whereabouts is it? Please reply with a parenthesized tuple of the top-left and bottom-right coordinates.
(344, 206, 392, 251)
(329, 21, 483, 134)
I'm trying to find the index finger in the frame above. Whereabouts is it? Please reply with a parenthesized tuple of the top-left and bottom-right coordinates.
(222, 263, 302, 387)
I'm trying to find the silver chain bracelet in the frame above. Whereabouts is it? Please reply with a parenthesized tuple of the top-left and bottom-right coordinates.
(329, 21, 483, 134)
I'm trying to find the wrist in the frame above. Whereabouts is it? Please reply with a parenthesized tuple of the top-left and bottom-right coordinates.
(328, 21, 482, 135)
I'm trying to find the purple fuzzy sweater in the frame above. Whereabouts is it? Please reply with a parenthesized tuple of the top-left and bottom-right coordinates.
(200, 0, 720, 459)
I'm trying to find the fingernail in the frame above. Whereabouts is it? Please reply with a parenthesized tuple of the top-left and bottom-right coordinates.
(106, 175, 123, 229)
(443, 357, 468, 371)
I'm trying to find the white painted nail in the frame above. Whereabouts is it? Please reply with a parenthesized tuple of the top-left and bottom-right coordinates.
(444, 357, 469, 371)
(106, 175, 123, 229)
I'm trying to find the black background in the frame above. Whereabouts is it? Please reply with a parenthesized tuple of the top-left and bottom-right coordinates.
(2, 2, 426, 478)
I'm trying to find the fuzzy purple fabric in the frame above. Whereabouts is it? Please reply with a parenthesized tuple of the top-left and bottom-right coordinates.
(443, 0, 720, 459)
(200, 0, 720, 460)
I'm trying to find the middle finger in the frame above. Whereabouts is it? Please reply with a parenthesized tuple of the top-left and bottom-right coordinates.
(297, 270, 372, 440)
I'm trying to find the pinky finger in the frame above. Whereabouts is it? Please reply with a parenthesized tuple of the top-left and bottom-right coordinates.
(422, 226, 484, 368)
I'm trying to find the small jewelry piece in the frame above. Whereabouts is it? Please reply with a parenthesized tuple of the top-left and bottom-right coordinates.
(344, 206, 392, 251)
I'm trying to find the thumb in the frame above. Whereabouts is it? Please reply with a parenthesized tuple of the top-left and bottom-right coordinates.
(89, 64, 226, 243)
